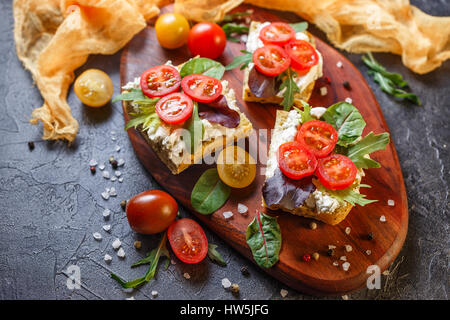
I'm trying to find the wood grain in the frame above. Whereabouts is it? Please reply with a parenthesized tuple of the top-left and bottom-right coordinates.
(120, 5, 408, 295)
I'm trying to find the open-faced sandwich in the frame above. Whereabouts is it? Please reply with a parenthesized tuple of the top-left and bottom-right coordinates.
(262, 102, 390, 225)
(226, 21, 322, 110)
(114, 58, 253, 174)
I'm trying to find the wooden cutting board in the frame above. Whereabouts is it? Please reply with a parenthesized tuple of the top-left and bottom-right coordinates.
(120, 4, 408, 295)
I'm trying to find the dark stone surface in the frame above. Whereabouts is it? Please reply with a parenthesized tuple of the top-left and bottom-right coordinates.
(0, 1, 448, 300)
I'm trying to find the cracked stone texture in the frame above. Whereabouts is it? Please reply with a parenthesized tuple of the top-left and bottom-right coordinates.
(0, 1, 448, 300)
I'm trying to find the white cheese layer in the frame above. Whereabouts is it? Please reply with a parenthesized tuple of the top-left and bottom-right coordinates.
(266, 108, 343, 214)
(246, 21, 323, 95)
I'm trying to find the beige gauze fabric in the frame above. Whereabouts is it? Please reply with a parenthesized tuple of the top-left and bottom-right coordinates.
(175, 0, 450, 74)
(13, 0, 159, 142)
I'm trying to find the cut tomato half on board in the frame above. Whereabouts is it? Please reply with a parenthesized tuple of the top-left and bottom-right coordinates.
(296, 120, 338, 158)
(277, 141, 317, 180)
(316, 154, 357, 190)
(155, 92, 193, 124)
(181, 74, 223, 103)
(285, 39, 319, 73)
(168, 218, 208, 264)
(252, 45, 291, 77)
(140, 65, 181, 98)
(259, 22, 295, 46)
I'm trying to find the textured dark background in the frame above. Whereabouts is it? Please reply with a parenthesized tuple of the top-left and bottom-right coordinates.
(0, 0, 448, 300)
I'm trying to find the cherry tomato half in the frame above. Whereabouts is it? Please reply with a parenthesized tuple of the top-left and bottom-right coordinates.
(259, 22, 295, 46)
(188, 22, 226, 59)
(316, 154, 357, 190)
(285, 39, 319, 73)
(253, 45, 291, 77)
(126, 190, 178, 235)
(155, 92, 193, 124)
(168, 218, 208, 264)
(140, 65, 181, 98)
(296, 120, 338, 158)
(181, 74, 223, 103)
(277, 141, 317, 180)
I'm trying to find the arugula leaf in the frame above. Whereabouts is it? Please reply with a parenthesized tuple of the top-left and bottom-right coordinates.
(225, 50, 253, 71)
(180, 57, 225, 80)
(207, 244, 227, 266)
(294, 100, 314, 123)
(222, 23, 249, 42)
(191, 168, 231, 214)
(318, 184, 377, 207)
(131, 245, 170, 270)
(363, 53, 421, 105)
(183, 102, 204, 155)
(246, 211, 281, 268)
(344, 132, 390, 169)
(111, 232, 169, 289)
(222, 11, 250, 23)
(112, 88, 146, 103)
(289, 22, 308, 33)
(322, 102, 366, 147)
(278, 68, 300, 111)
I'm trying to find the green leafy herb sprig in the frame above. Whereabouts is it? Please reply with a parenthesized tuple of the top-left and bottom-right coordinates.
(362, 53, 421, 105)
(278, 68, 300, 111)
(111, 232, 170, 289)
(225, 50, 252, 71)
(191, 168, 231, 214)
(220, 11, 251, 42)
(208, 244, 227, 266)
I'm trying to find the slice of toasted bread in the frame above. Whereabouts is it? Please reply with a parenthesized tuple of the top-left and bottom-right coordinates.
(242, 21, 321, 104)
(262, 110, 361, 225)
(124, 83, 253, 175)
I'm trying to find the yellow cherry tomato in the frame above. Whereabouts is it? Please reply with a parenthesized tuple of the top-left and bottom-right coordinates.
(74, 69, 113, 107)
(155, 13, 190, 49)
(217, 146, 256, 189)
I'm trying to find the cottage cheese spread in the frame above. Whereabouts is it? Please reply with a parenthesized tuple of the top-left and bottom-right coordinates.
(246, 21, 323, 94)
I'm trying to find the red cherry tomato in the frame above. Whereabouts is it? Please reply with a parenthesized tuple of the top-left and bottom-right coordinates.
(126, 190, 178, 234)
(140, 65, 181, 98)
(277, 141, 317, 180)
(296, 120, 338, 158)
(252, 45, 291, 76)
(259, 22, 295, 46)
(155, 92, 193, 124)
(181, 74, 223, 103)
(188, 22, 226, 59)
(316, 154, 357, 190)
(168, 218, 208, 264)
(285, 39, 319, 73)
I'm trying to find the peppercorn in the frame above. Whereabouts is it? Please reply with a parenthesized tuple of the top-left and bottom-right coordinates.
(230, 283, 240, 294)
(120, 200, 127, 211)
(343, 81, 351, 90)
(28, 141, 35, 151)
(90, 166, 96, 174)
(134, 241, 142, 249)
(309, 222, 317, 230)
(109, 156, 115, 164)
(312, 252, 320, 261)
(240, 266, 250, 276)
(111, 159, 118, 170)
(302, 254, 311, 262)
(367, 232, 374, 240)
(327, 249, 334, 257)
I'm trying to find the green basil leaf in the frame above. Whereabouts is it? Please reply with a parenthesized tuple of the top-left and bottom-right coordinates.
(180, 57, 225, 80)
(191, 168, 231, 214)
(183, 102, 203, 154)
(246, 211, 282, 268)
(290, 22, 308, 33)
(278, 68, 300, 111)
(208, 244, 227, 266)
(111, 232, 168, 289)
(344, 132, 390, 169)
(112, 88, 146, 102)
(225, 50, 252, 71)
(317, 184, 377, 207)
(322, 102, 366, 147)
